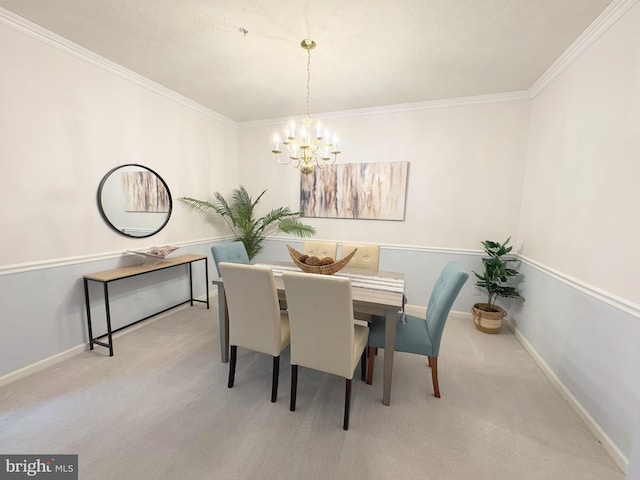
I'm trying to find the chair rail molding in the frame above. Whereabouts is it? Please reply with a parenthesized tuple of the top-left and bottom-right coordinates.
(0, 236, 234, 276)
(269, 236, 639, 317)
(518, 255, 640, 318)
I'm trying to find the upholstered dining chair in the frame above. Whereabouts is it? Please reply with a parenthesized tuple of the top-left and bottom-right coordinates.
(282, 271, 369, 430)
(302, 240, 338, 259)
(218, 262, 290, 403)
(341, 243, 381, 324)
(340, 243, 380, 272)
(211, 241, 250, 276)
(366, 261, 468, 398)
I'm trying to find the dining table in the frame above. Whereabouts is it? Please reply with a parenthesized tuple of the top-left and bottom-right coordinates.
(212, 262, 405, 406)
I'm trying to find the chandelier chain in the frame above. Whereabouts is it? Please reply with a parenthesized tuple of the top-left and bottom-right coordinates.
(306, 47, 311, 119)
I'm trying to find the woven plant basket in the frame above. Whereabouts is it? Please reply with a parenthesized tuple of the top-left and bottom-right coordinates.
(472, 303, 506, 334)
(287, 245, 357, 275)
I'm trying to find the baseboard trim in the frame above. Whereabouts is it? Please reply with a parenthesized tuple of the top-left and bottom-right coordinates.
(0, 343, 87, 388)
(503, 317, 628, 474)
(406, 306, 628, 473)
(0, 292, 216, 388)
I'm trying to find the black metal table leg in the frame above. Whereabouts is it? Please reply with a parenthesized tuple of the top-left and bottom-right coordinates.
(205, 258, 210, 309)
(188, 263, 194, 306)
(84, 278, 94, 350)
(104, 282, 114, 357)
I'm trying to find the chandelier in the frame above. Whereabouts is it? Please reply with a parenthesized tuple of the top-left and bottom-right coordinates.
(271, 39, 340, 175)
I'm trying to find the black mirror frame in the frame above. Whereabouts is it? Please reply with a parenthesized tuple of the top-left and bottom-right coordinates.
(97, 163, 173, 238)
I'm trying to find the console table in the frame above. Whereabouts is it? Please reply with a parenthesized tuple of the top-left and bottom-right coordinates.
(83, 254, 209, 356)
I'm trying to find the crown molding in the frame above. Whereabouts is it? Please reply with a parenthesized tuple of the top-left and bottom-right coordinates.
(0, 8, 238, 128)
(3, 1, 637, 126)
(240, 91, 532, 128)
(529, 0, 639, 97)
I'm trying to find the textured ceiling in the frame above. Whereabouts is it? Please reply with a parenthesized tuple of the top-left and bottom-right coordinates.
(0, 0, 615, 122)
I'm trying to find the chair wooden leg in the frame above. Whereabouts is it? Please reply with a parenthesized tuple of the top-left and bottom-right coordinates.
(428, 356, 432, 368)
(271, 356, 280, 403)
(228, 345, 237, 388)
(429, 356, 440, 398)
(360, 348, 367, 381)
(343, 378, 352, 430)
(366, 347, 377, 385)
(290, 365, 298, 411)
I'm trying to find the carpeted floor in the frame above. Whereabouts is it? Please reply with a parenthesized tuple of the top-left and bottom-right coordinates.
(0, 301, 624, 479)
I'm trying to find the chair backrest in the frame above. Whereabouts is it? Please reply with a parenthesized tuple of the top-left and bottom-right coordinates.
(341, 243, 380, 271)
(218, 262, 283, 356)
(211, 241, 250, 276)
(283, 271, 355, 378)
(425, 262, 469, 356)
(302, 240, 338, 259)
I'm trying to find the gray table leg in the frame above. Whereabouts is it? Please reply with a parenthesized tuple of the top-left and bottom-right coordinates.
(217, 283, 229, 363)
(382, 308, 397, 406)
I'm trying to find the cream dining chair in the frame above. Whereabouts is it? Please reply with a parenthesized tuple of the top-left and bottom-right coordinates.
(283, 271, 369, 430)
(218, 262, 290, 403)
(341, 242, 381, 324)
(340, 243, 380, 272)
(302, 240, 338, 259)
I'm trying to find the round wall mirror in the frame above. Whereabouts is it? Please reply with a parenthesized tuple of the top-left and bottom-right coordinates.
(97, 164, 172, 238)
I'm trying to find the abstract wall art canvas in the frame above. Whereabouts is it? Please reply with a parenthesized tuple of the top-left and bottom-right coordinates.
(300, 161, 409, 220)
(121, 171, 170, 213)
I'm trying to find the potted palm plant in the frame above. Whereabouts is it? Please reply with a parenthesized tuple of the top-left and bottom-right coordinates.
(181, 186, 315, 260)
(472, 237, 524, 333)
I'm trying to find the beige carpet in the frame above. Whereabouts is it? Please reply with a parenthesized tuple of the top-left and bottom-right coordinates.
(0, 302, 624, 479)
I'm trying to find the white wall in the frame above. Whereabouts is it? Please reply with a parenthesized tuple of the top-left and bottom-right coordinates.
(518, 3, 640, 306)
(0, 18, 238, 267)
(238, 99, 530, 250)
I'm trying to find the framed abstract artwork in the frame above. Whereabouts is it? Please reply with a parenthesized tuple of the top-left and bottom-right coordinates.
(300, 161, 409, 220)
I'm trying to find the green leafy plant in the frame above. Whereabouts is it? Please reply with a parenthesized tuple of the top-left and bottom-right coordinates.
(181, 186, 315, 260)
(473, 237, 524, 312)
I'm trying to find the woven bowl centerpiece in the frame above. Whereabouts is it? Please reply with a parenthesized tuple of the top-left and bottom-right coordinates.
(287, 245, 357, 275)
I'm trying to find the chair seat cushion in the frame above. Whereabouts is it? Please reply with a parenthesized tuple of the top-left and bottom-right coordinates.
(368, 314, 434, 357)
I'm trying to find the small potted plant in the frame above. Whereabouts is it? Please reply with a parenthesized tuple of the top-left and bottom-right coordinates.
(472, 237, 524, 333)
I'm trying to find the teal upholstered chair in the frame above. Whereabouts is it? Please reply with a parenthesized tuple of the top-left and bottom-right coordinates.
(366, 261, 469, 398)
(211, 241, 250, 276)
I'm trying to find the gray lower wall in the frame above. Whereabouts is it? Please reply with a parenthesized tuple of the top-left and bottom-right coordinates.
(0, 242, 218, 377)
(509, 261, 639, 462)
